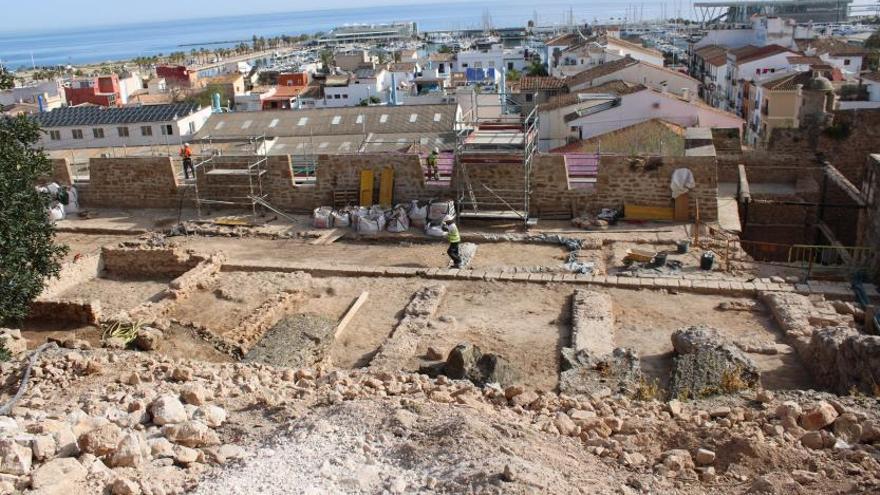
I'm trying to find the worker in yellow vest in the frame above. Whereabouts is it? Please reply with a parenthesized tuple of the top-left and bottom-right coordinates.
(427, 148, 440, 181)
(442, 214, 461, 268)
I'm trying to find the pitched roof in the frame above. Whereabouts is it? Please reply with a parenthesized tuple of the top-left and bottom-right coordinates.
(565, 57, 639, 88)
(388, 62, 417, 72)
(34, 103, 202, 127)
(194, 104, 458, 140)
(694, 46, 728, 67)
(787, 56, 823, 65)
(429, 52, 455, 62)
(519, 76, 567, 91)
(550, 118, 686, 154)
(863, 72, 880, 83)
(605, 37, 664, 58)
(796, 38, 869, 57)
(538, 81, 644, 112)
(760, 71, 811, 91)
(732, 44, 796, 65)
(546, 33, 581, 47)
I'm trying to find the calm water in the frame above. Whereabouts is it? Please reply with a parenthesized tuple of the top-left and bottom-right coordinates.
(0, 1, 683, 68)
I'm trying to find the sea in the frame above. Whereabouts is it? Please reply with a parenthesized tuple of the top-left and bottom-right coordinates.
(0, 1, 687, 69)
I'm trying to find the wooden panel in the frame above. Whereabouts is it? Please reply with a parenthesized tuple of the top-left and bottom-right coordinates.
(379, 166, 394, 207)
(359, 169, 374, 206)
(674, 193, 689, 221)
(624, 204, 674, 221)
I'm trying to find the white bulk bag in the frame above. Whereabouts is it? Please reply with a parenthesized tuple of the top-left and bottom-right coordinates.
(408, 200, 428, 228)
(312, 206, 334, 229)
(387, 206, 410, 233)
(428, 200, 455, 221)
(331, 209, 351, 228)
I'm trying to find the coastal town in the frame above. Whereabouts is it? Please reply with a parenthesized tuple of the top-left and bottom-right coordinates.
(2, 0, 880, 494)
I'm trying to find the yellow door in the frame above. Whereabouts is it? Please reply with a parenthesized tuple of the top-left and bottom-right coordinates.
(359, 169, 374, 206)
(379, 166, 394, 207)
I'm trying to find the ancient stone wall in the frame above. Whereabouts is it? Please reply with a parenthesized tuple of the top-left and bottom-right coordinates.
(862, 156, 880, 281)
(768, 109, 880, 185)
(593, 155, 718, 221)
(100, 244, 205, 278)
(81, 157, 182, 208)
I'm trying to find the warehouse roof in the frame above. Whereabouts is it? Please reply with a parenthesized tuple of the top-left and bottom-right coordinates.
(34, 103, 203, 127)
(195, 104, 459, 139)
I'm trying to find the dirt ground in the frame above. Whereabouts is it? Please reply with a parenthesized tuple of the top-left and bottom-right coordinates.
(611, 289, 812, 391)
(176, 237, 570, 271)
(56, 275, 171, 315)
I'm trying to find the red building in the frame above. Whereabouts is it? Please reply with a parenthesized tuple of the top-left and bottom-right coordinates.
(278, 72, 309, 87)
(156, 65, 198, 88)
(64, 74, 121, 107)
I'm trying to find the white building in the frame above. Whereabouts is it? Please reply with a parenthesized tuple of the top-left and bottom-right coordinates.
(604, 38, 665, 67)
(537, 82, 744, 150)
(796, 38, 867, 76)
(693, 16, 798, 51)
(35, 103, 211, 150)
(0, 80, 66, 110)
(566, 57, 700, 99)
(864, 73, 880, 102)
(722, 44, 800, 115)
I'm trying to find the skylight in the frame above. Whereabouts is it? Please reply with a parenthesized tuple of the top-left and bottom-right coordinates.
(241, 120, 252, 129)
(214, 121, 225, 130)
(379, 114, 389, 123)
(356, 114, 364, 124)
(433, 113, 442, 122)
(409, 113, 418, 123)
(269, 118, 279, 128)
(331, 116, 342, 125)
(297, 117, 309, 126)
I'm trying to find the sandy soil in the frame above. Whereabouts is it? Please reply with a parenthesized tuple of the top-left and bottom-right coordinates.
(177, 237, 569, 271)
(56, 275, 171, 315)
(612, 289, 812, 391)
(56, 232, 139, 262)
(412, 281, 572, 391)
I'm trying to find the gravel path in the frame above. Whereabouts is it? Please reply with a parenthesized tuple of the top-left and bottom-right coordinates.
(243, 314, 335, 368)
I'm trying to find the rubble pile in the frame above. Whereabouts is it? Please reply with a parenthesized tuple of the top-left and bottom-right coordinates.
(1, 346, 877, 494)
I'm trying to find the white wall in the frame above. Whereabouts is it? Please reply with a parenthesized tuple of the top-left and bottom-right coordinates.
(40, 107, 212, 150)
(820, 54, 863, 76)
(605, 40, 664, 66)
(595, 63, 699, 97)
(569, 90, 743, 141)
(866, 80, 880, 102)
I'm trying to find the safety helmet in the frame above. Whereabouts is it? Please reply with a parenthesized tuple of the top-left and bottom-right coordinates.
(433, 147, 439, 154)
(443, 214, 455, 223)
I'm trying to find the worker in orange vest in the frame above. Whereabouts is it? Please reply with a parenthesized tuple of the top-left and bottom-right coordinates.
(180, 143, 194, 179)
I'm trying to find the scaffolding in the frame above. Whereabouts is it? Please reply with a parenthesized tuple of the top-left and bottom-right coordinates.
(454, 101, 538, 227)
(190, 135, 270, 218)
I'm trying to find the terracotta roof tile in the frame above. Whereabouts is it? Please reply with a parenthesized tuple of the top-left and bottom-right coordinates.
(518, 76, 567, 91)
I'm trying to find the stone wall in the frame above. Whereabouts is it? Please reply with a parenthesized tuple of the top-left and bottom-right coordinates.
(593, 155, 718, 221)
(68, 152, 720, 220)
(100, 244, 205, 278)
(861, 156, 880, 281)
(768, 109, 880, 185)
(81, 157, 182, 208)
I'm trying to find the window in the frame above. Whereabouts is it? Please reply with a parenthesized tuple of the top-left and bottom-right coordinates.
(409, 113, 418, 123)
(49, 130, 61, 141)
(507, 62, 514, 70)
(188, 122, 196, 134)
(160, 124, 173, 136)
(379, 114, 388, 123)
(297, 117, 308, 126)
(461, 63, 468, 68)
(844, 59, 851, 66)
(92, 128, 104, 139)
(141, 126, 152, 136)
(433, 113, 442, 122)
(356, 114, 364, 124)
(72, 129, 83, 139)
(331, 116, 342, 125)
(117, 126, 129, 137)
(334, 94, 341, 99)
(342, 94, 348, 99)
(525, 93, 534, 102)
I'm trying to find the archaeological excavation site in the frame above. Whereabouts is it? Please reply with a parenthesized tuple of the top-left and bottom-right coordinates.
(2, 110, 880, 495)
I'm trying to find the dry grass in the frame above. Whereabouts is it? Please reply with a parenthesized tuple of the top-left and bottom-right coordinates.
(633, 375, 664, 401)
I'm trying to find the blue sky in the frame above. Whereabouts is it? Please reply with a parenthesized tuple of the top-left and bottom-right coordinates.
(9, 0, 453, 31)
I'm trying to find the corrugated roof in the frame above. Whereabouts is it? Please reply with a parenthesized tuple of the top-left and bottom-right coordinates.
(34, 103, 202, 127)
(270, 132, 454, 155)
(195, 104, 458, 140)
